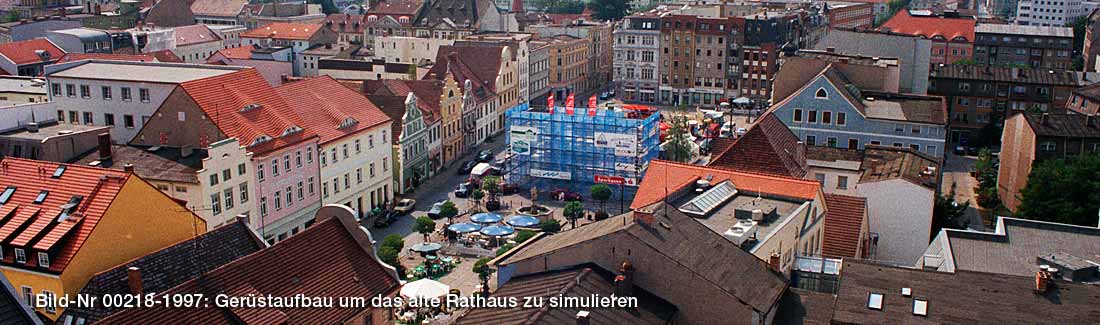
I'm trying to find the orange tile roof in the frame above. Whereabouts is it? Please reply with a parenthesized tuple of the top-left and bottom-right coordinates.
(276, 76, 392, 145)
(630, 160, 820, 210)
(148, 49, 184, 63)
(821, 193, 867, 259)
(179, 68, 317, 155)
(211, 45, 255, 61)
(241, 22, 324, 40)
(57, 53, 157, 63)
(0, 39, 65, 65)
(0, 158, 131, 273)
(707, 113, 807, 178)
(878, 10, 975, 42)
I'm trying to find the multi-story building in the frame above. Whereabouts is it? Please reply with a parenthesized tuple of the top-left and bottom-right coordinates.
(426, 43, 518, 146)
(411, 0, 514, 40)
(316, 58, 417, 80)
(0, 75, 48, 105)
(771, 64, 949, 157)
(240, 22, 337, 76)
(658, 14, 736, 107)
(190, 0, 249, 25)
(530, 21, 614, 98)
(206, 46, 294, 86)
(879, 10, 975, 65)
(73, 138, 259, 229)
(44, 60, 247, 143)
(739, 10, 821, 102)
(614, 13, 661, 104)
(541, 34, 587, 101)
(460, 33, 533, 105)
(367, 90, 432, 194)
(372, 36, 455, 65)
(0, 38, 64, 76)
(527, 38, 551, 104)
(1016, 0, 1091, 26)
(973, 24, 1074, 69)
(813, 29, 932, 94)
(0, 122, 107, 162)
(238, 1, 327, 30)
(322, 13, 366, 49)
(131, 68, 322, 244)
(825, 1, 875, 28)
(1084, 9, 1100, 72)
(278, 76, 392, 218)
(0, 157, 207, 321)
(169, 24, 226, 63)
(362, 0, 421, 47)
(929, 65, 1080, 145)
(997, 112, 1100, 210)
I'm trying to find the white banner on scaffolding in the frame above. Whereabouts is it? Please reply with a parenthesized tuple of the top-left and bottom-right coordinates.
(530, 169, 571, 180)
(509, 126, 539, 155)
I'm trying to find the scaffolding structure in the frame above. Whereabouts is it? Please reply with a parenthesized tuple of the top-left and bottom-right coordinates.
(504, 103, 660, 204)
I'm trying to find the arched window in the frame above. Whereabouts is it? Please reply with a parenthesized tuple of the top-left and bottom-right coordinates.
(815, 88, 828, 99)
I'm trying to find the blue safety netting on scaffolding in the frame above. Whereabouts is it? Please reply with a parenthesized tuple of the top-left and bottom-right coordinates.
(502, 103, 660, 207)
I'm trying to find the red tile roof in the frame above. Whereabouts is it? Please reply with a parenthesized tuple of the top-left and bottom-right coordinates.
(210, 45, 256, 60)
(366, 79, 444, 123)
(0, 158, 132, 273)
(821, 193, 867, 259)
(878, 10, 975, 42)
(96, 215, 401, 324)
(425, 44, 503, 102)
(56, 53, 156, 63)
(173, 24, 222, 46)
(179, 68, 317, 155)
(241, 22, 324, 40)
(631, 160, 820, 210)
(148, 49, 184, 63)
(0, 39, 65, 65)
(707, 113, 808, 178)
(324, 14, 366, 33)
(366, 0, 422, 16)
(276, 76, 392, 145)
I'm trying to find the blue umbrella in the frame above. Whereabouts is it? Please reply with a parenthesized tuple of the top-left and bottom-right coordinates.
(506, 215, 540, 228)
(480, 225, 515, 237)
(447, 222, 482, 234)
(410, 242, 443, 254)
(471, 212, 503, 224)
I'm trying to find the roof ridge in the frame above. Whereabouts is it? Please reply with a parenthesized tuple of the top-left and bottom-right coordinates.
(656, 159, 818, 185)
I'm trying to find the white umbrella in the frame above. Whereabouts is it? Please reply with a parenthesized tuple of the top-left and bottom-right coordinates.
(401, 279, 451, 300)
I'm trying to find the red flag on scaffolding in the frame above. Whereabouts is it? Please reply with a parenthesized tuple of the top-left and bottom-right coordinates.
(587, 95, 597, 116)
(547, 93, 555, 114)
(565, 93, 575, 115)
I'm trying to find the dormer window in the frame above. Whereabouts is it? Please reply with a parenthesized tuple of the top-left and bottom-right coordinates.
(37, 252, 49, 268)
(338, 117, 359, 129)
(249, 135, 272, 147)
(14, 248, 25, 263)
(282, 126, 303, 137)
(240, 103, 263, 112)
(815, 88, 828, 99)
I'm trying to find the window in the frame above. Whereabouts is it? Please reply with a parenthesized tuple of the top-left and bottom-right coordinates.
(283, 154, 290, 171)
(383, 157, 388, 171)
(271, 159, 279, 176)
(323, 182, 329, 198)
(342, 144, 349, 158)
(913, 299, 928, 316)
(21, 286, 32, 305)
(43, 291, 56, 314)
(356, 168, 363, 183)
(14, 248, 25, 263)
(308, 177, 315, 195)
(868, 293, 883, 310)
(223, 189, 234, 209)
(306, 147, 313, 162)
(355, 139, 362, 153)
(837, 176, 848, 190)
(260, 197, 268, 216)
(51, 83, 61, 96)
(808, 110, 818, 123)
(344, 174, 350, 189)
(139, 88, 150, 102)
(848, 138, 859, 149)
(331, 148, 338, 162)
(285, 187, 293, 206)
(815, 88, 828, 98)
(102, 86, 112, 100)
(222, 169, 232, 182)
(912, 126, 921, 134)
(0, 187, 14, 204)
(124, 115, 135, 128)
(806, 135, 816, 145)
(815, 173, 826, 185)
(34, 190, 47, 204)
(893, 142, 903, 147)
(79, 85, 89, 98)
(257, 163, 265, 181)
(793, 109, 803, 122)
(822, 111, 832, 124)
(240, 183, 249, 203)
(211, 194, 221, 215)
(121, 87, 132, 101)
(958, 83, 970, 91)
(238, 163, 246, 175)
(82, 112, 93, 125)
(57, 110, 64, 122)
(297, 182, 304, 200)
(827, 137, 838, 148)
(66, 84, 75, 97)
(333, 178, 340, 193)
(1040, 141, 1056, 151)
(837, 112, 846, 126)
(369, 163, 376, 177)
(383, 130, 388, 143)
(104, 113, 115, 126)
(274, 191, 282, 210)
(69, 111, 77, 124)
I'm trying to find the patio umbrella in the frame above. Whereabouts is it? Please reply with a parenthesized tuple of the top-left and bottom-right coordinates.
(506, 215, 540, 228)
(732, 97, 751, 104)
(447, 222, 481, 234)
(410, 242, 443, 254)
(400, 279, 451, 300)
(480, 225, 515, 237)
(470, 212, 503, 224)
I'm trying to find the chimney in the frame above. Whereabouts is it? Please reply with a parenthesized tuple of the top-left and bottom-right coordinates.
(25, 122, 39, 133)
(825, 46, 835, 53)
(123, 163, 135, 173)
(1035, 269, 1052, 293)
(632, 210, 654, 226)
(97, 133, 112, 160)
(614, 260, 635, 296)
(768, 253, 781, 272)
(575, 311, 590, 325)
(126, 266, 143, 295)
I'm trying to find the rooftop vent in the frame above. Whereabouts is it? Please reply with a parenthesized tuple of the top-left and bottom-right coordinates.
(240, 103, 263, 112)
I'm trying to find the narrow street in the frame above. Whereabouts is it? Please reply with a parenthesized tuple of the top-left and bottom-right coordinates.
(941, 152, 987, 231)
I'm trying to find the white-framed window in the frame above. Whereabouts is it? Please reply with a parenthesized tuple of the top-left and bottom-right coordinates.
(260, 197, 268, 216)
(121, 87, 131, 101)
(308, 177, 315, 195)
(240, 183, 249, 203)
(297, 182, 304, 200)
(837, 176, 848, 190)
(274, 191, 282, 210)
(211, 194, 221, 215)
(1040, 141, 1057, 151)
(283, 154, 291, 171)
(285, 186, 293, 206)
(355, 139, 362, 153)
(258, 163, 265, 181)
(21, 286, 32, 304)
(224, 189, 234, 210)
(356, 168, 363, 183)
(815, 88, 828, 99)
(37, 252, 49, 267)
(101, 86, 112, 100)
(323, 181, 330, 198)
(306, 146, 313, 162)
(14, 248, 25, 263)
(271, 159, 279, 176)
(139, 88, 150, 102)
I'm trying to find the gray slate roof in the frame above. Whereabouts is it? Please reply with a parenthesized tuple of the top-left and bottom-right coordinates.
(944, 217, 1100, 277)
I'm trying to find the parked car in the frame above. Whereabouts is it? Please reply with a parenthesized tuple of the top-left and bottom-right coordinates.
(500, 183, 519, 195)
(427, 201, 446, 219)
(458, 161, 478, 174)
(477, 150, 493, 162)
(549, 189, 582, 201)
(454, 182, 473, 198)
(372, 210, 396, 228)
(393, 198, 416, 215)
(735, 128, 748, 137)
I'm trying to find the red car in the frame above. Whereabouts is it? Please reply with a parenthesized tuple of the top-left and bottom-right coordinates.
(549, 189, 582, 201)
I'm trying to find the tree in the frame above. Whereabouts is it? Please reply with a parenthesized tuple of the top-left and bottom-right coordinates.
(540, 220, 562, 233)
(470, 189, 485, 211)
(973, 149, 1001, 209)
(413, 216, 436, 241)
(664, 115, 693, 162)
(590, 184, 612, 211)
(495, 244, 515, 257)
(931, 182, 970, 239)
(3, 11, 20, 23)
(588, 0, 630, 21)
(439, 201, 459, 223)
(531, 0, 585, 13)
(563, 201, 584, 229)
(515, 230, 537, 243)
(472, 257, 494, 295)
(381, 234, 405, 251)
(1071, 15, 1089, 71)
(378, 246, 404, 278)
(482, 176, 501, 194)
(875, 0, 912, 26)
(1016, 154, 1100, 226)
